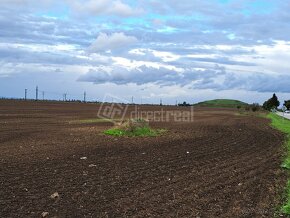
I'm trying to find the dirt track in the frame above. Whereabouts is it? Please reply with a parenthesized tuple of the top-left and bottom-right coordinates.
(0, 100, 286, 217)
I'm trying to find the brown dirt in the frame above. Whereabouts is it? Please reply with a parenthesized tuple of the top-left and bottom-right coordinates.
(0, 100, 287, 217)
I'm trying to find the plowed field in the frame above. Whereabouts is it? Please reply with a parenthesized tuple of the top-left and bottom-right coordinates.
(0, 100, 286, 217)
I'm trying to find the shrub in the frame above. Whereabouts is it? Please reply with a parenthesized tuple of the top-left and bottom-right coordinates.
(251, 103, 260, 112)
(104, 119, 166, 137)
(245, 105, 250, 111)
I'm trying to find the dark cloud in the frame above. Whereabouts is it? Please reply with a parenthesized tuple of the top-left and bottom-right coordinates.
(79, 65, 290, 93)
(0, 10, 94, 46)
(78, 65, 221, 87)
(78, 66, 191, 86)
(0, 45, 110, 66)
(221, 73, 290, 93)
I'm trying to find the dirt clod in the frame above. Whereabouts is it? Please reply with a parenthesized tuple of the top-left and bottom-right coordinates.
(41, 212, 49, 217)
(50, 192, 60, 199)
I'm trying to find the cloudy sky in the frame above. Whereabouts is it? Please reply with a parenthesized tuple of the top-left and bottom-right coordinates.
(0, 0, 290, 104)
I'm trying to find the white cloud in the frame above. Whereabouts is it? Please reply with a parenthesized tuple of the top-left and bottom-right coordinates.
(108, 0, 144, 17)
(150, 50, 180, 62)
(68, 0, 144, 17)
(111, 57, 183, 72)
(228, 41, 290, 76)
(128, 48, 146, 56)
(0, 0, 58, 11)
(88, 32, 138, 52)
(0, 0, 51, 5)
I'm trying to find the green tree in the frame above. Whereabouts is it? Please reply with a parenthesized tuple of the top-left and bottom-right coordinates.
(178, 101, 190, 106)
(270, 93, 280, 108)
(285, 100, 290, 110)
(263, 93, 280, 111)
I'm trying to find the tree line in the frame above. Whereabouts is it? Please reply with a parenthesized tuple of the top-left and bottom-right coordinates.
(263, 93, 290, 111)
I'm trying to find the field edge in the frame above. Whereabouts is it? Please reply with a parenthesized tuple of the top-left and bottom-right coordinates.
(266, 113, 290, 215)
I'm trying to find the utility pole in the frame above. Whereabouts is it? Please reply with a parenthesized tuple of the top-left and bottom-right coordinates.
(160, 98, 163, 106)
(24, 89, 27, 100)
(84, 91, 86, 103)
(42, 91, 44, 101)
(36, 86, 38, 101)
(63, 93, 67, 101)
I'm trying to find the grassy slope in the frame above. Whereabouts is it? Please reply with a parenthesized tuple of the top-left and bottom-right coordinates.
(195, 99, 248, 108)
(266, 113, 290, 214)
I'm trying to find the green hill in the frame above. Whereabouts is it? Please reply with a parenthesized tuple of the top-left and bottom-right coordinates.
(195, 99, 248, 108)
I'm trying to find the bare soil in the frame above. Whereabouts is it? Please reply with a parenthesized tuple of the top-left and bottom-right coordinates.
(0, 100, 286, 217)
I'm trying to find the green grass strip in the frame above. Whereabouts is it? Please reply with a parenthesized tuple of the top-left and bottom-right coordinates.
(104, 127, 166, 137)
(266, 113, 290, 214)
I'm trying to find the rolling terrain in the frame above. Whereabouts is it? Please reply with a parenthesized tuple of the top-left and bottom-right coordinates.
(195, 99, 248, 108)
